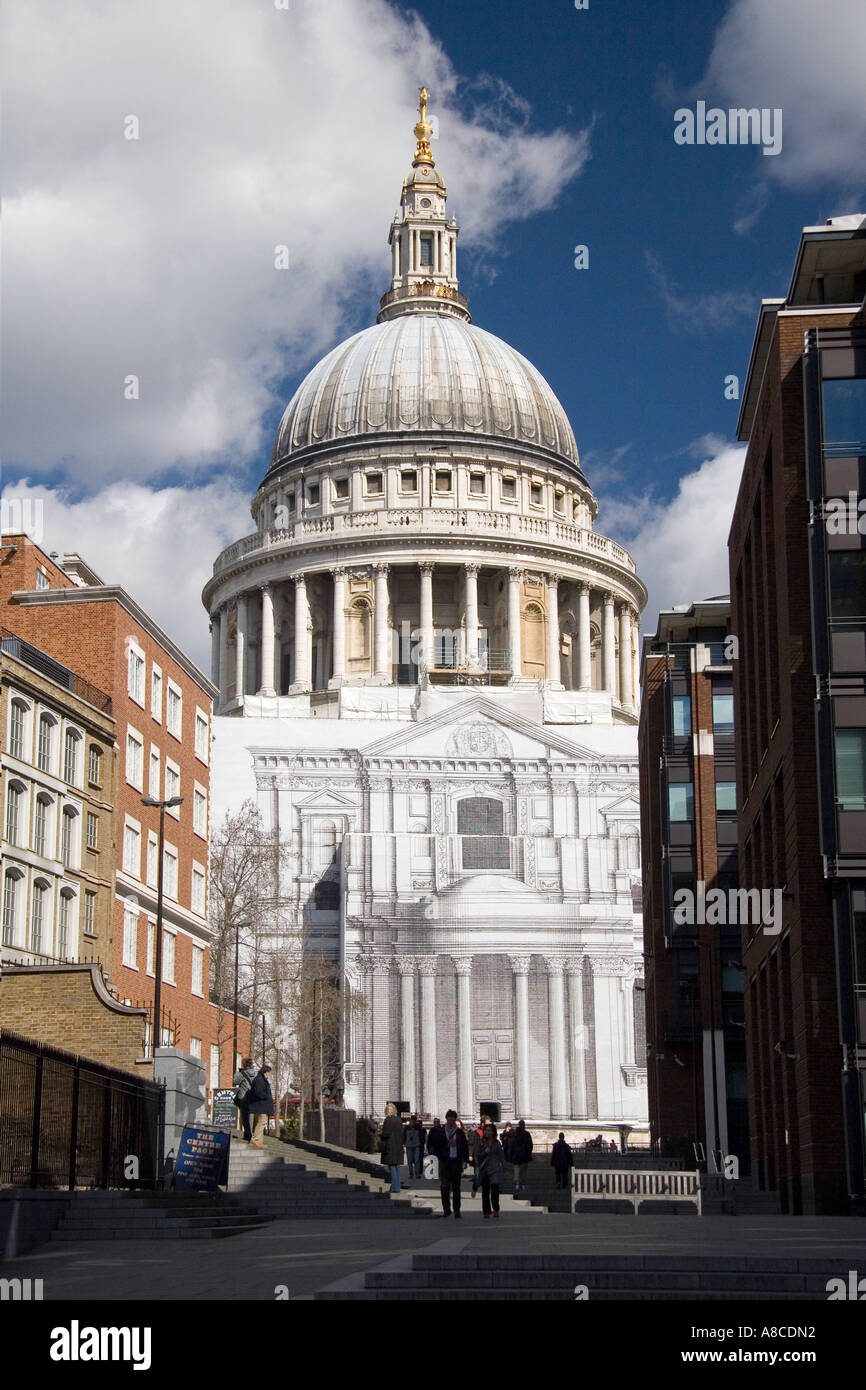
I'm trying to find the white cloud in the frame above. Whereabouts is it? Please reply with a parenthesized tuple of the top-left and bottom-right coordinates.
(2, 477, 248, 672)
(597, 436, 747, 634)
(4, 0, 590, 485)
(702, 0, 866, 196)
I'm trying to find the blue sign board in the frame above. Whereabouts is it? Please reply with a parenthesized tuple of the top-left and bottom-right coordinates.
(173, 1126, 230, 1191)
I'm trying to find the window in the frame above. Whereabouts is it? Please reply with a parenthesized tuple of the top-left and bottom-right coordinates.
(88, 744, 102, 787)
(86, 812, 99, 850)
(435, 470, 451, 493)
(307, 482, 320, 506)
(668, 784, 695, 823)
(836, 728, 866, 810)
(126, 729, 144, 789)
(501, 476, 516, 500)
(63, 728, 81, 785)
(163, 847, 178, 900)
(61, 806, 77, 867)
(146, 921, 155, 975)
(123, 903, 138, 968)
(286, 491, 295, 513)
(823, 378, 866, 450)
(8, 699, 26, 759)
(554, 491, 565, 514)
(57, 891, 74, 958)
(711, 691, 735, 736)
(165, 760, 180, 809)
(419, 233, 433, 267)
(194, 786, 207, 838)
(210, 1044, 221, 1089)
(128, 646, 145, 705)
(2, 871, 20, 946)
(151, 666, 163, 721)
(35, 569, 49, 591)
(191, 865, 206, 914)
(715, 782, 737, 816)
(163, 930, 175, 984)
(146, 833, 158, 887)
(30, 880, 47, 953)
(191, 943, 204, 995)
(83, 890, 96, 936)
(149, 748, 160, 799)
(457, 797, 509, 870)
(365, 473, 383, 496)
(189, 1037, 202, 1060)
(672, 694, 692, 737)
(400, 470, 417, 493)
(194, 711, 209, 763)
(123, 822, 141, 877)
(37, 713, 55, 772)
(5, 782, 23, 845)
(166, 684, 182, 739)
(829, 552, 866, 620)
(33, 794, 51, 857)
(469, 473, 486, 496)
(334, 477, 349, 500)
(530, 482, 543, 507)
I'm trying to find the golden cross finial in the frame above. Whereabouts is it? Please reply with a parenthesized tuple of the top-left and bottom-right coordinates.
(413, 85, 434, 166)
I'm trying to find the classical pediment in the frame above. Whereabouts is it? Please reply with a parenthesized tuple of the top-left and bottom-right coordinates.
(295, 787, 359, 811)
(600, 792, 641, 820)
(359, 694, 600, 763)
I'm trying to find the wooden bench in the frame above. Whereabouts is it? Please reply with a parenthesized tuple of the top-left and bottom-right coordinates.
(573, 1169, 702, 1215)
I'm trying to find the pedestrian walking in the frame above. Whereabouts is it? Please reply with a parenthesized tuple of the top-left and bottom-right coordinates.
(551, 1132, 574, 1189)
(473, 1123, 507, 1218)
(500, 1122, 515, 1162)
(247, 1064, 274, 1148)
(431, 1109, 469, 1217)
(232, 1056, 258, 1141)
(511, 1118, 533, 1195)
(379, 1102, 405, 1193)
(405, 1114, 422, 1178)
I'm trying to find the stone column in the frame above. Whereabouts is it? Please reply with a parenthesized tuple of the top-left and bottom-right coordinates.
(454, 956, 473, 1118)
(507, 567, 523, 680)
(330, 568, 346, 685)
(546, 956, 569, 1120)
(546, 574, 561, 687)
(419, 562, 434, 672)
(464, 563, 480, 667)
(373, 563, 391, 681)
(290, 574, 311, 693)
(602, 592, 617, 699)
(418, 957, 438, 1116)
(257, 586, 275, 696)
(210, 609, 221, 692)
(632, 614, 641, 712)
(234, 594, 248, 700)
(371, 957, 392, 1114)
(577, 583, 591, 689)
(567, 960, 587, 1118)
(618, 603, 633, 709)
(510, 954, 532, 1118)
(397, 956, 416, 1107)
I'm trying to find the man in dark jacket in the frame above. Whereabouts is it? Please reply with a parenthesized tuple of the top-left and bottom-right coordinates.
(435, 1110, 469, 1218)
(380, 1102, 405, 1193)
(550, 1132, 574, 1189)
(511, 1119, 533, 1195)
(233, 1056, 258, 1141)
(247, 1065, 274, 1148)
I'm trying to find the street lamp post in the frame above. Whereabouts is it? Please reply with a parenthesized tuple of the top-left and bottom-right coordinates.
(141, 795, 183, 1055)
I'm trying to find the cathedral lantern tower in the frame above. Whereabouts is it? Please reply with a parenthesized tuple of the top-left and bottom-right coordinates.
(205, 92, 649, 1140)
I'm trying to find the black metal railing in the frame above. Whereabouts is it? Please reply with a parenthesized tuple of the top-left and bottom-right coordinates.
(0, 1031, 164, 1190)
(1, 628, 113, 713)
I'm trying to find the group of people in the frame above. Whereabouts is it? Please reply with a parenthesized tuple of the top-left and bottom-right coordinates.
(232, 1057, 275, 1147)
(372, 1106, 537, 1218)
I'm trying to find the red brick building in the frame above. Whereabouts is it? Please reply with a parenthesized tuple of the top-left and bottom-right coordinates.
(1, 534, 250, 1085)
(730, 215, 866, 1214)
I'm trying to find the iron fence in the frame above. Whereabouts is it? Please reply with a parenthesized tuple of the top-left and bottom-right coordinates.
(0, 1031, 164, 1189)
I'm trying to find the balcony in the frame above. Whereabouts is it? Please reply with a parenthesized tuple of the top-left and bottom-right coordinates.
(211, 510, 637, 577)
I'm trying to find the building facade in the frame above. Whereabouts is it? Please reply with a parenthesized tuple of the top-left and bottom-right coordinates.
(639, 599, 748, 1173)
(0, 534, 244, 1083)
(206, 98, 649, 1138)
(730, 213, 866, 1213)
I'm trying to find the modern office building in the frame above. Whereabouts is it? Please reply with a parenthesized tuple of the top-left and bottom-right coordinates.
(730, 213, 866, 1213)
(639, 598, 748, 1173)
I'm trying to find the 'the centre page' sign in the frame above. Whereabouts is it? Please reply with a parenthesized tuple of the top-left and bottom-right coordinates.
(173, 1126, 230, 1191)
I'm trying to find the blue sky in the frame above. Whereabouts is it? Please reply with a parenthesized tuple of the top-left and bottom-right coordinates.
(3, 0, 864, 666)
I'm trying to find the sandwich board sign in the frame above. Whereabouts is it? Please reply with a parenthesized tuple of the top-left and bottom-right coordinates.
(173, 1126, 230, 1191)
